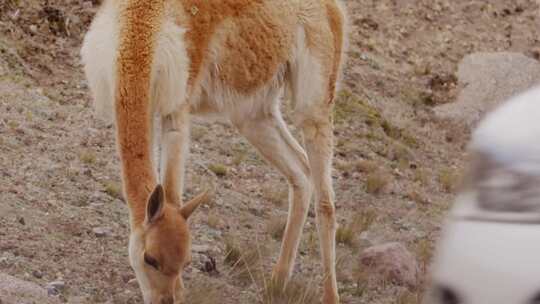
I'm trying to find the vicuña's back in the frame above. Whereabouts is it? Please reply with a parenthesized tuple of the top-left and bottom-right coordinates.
(81, 0, 346, 303)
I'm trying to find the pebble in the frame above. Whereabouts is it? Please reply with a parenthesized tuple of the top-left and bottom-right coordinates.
(46, 281, 65, 296)
(92, 227, 111, 237)
(32, 270, 43, 279)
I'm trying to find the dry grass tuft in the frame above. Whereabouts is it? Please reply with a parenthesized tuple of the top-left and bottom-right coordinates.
(207, 211, 220, 229)
(365, 171, 391, 194)
(351, 262, 370, 297)
(397, 290, 420, 304)
(336, 210, 377, 248)
(415, 237, 434, 273)
(262, 276, 318, 304)
(185, 277, 222, 304)
(334, 90, 381, 125)
(263, 185, 288, 207)
(102, 181, 122, 200)
(414, 168, 430, 186)
(438, 167, 459, 193)
(191, 125, 208, 141)
(354, 160, 379, 173)
(336, 225, 355, 247)
(224, 237, 264, 283)
(266, 216, 287, 240)
(209, 163, 228, 177)
(80, 151, 96, 165)
(224, 237, 242, 266)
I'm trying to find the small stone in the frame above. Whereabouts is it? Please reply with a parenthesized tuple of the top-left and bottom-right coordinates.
(359, 242, 419, 288)
(92, 227, 111, 237)
(46, 281, 65, 296)
(32, 270, 43, 279)
(29, 25, 38, 33)
(18, 216, 25, 225)
(0, 256, 10, 266)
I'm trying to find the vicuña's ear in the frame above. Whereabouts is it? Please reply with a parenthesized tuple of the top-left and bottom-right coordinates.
(146, 184, 165, 224)
(180, 191, 210, 219)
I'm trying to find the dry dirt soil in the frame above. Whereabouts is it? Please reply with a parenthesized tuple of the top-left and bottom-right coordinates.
(1, 0, 540, 303)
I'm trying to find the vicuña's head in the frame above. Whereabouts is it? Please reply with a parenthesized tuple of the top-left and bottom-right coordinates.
(128, 185, 207, 304)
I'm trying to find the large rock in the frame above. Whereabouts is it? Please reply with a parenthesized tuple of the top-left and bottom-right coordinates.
(435, 52, 540, 126)
(0, 273, 60, 304)
(359, 242, 419, 288)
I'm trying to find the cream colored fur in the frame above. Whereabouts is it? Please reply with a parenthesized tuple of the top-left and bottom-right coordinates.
(81, 3, 190, 123)
(80, 0, 119, 122)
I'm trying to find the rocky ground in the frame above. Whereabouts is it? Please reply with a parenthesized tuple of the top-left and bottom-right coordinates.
(1, 0, 540, 303)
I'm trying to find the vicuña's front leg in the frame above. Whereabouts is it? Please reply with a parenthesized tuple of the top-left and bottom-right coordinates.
(232, 109, 312, 286)
(161, 106, 190, 205)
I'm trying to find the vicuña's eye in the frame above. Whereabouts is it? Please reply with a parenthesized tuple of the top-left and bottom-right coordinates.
(144, 253, 159, 270)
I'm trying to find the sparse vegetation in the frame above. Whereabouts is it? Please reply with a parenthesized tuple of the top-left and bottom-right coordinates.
(102, 181, 122, 200)
(355, 159, 379, 173)
(191, 125, 208, 141)
(336, 210, 377, 248)
(262, 276, 318, 304)
(262, 185, 288, 207)
(397, 290, 420, 304)
(365, 171, 391, 194)
(185, 278, 222, 304)
(414, 168, 430, 186)
(207, 211, 220, 229)
(80, 151, 96, 165)
(415, 237, 434, 273)
(224, 238, 265, 283)
(266, 216, 287, 240)
(438, 167, 460, 193)
(334, 90, 381, 125)
(209, 163, 228, 177)
(336, 225, 355, 247)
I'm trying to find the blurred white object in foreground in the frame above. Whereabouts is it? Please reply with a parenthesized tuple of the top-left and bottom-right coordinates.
(425, 87, 540, 304)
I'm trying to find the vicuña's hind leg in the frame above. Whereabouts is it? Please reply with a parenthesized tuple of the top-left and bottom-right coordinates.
(301, 110, 339, 304)
(232, 107, 312, 286)
(160, 106, 190, 205)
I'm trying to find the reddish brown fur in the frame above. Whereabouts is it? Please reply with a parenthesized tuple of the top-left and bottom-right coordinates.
(144, 204, 190, 275)
(115, 0, 165, 225)
(181, 0, 294, 94)
(324, 0, 345, 104)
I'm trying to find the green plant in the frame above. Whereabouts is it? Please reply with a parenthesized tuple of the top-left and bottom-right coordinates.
(209, 163, 228, 177)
